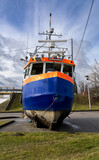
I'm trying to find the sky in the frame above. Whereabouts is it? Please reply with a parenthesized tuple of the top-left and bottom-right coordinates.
(0, 0, 99, 88)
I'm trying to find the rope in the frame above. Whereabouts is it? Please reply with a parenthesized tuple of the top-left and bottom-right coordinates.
(41, 98, 57, 117)
(74, 0, 95, 60)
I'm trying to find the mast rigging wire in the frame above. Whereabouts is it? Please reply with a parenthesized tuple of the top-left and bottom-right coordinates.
(74, 0, 95, 60)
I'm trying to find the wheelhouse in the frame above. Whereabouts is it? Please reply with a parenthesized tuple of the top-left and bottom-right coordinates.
(24, 60, 75, 79)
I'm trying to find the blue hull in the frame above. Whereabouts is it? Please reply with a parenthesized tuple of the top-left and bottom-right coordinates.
(23, 76, 74, 111)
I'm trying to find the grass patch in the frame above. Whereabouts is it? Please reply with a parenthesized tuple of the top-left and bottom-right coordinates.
(0, 132, 99, 160)
(9, 107, 23, 112)
(72, 103, 99, 111)
(0, 120, 10, 126)
(0, 101, 6, 107)
(9, 94, 23, 112)
(0, 100, 10, 111)
(0, 94, 23, 112)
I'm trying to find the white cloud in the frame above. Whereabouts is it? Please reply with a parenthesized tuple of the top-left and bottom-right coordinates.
(0, 0, 99, 88)
(0, 20, 27, 87)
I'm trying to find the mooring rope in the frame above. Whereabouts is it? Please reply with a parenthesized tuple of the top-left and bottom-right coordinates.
(41, 97, 57, 118)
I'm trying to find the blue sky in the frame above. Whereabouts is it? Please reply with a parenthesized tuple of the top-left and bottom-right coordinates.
(0, 0, 99, 87)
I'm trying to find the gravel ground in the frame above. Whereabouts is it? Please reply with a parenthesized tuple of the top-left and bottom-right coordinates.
(0, 111, 99, 132)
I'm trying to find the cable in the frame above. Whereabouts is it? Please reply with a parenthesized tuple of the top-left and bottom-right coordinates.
(0, 47, 36, 54)
(74, 0, 95, 60)
(76, 63, 94, 71)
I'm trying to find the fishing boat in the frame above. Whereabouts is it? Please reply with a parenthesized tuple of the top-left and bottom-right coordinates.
(22, 13, 75, 129)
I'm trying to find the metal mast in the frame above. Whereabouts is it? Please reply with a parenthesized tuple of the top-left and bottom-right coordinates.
(32, 0, 73, 61)
(49, 13, 52, 40)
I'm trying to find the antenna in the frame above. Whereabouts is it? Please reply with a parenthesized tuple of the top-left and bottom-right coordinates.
(49, 0, 52, 41)
(50, 13, 52, 30)
(38, 0, 62, 39)
(49, 0, 52, 30)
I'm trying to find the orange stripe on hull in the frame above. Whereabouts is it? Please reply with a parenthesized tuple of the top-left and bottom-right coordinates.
(23, 72, 74, 86)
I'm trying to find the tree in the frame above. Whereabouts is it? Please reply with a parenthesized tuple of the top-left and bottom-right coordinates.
(89, 61, 99, 96)
(78, 81, 87, 94)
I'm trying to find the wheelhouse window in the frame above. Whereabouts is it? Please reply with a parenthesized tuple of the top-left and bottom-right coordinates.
(63, 64, 72, 77)
(31, 63, 43, 75)
(46, 63, 61, 72)
(24, 65, 30, 79)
